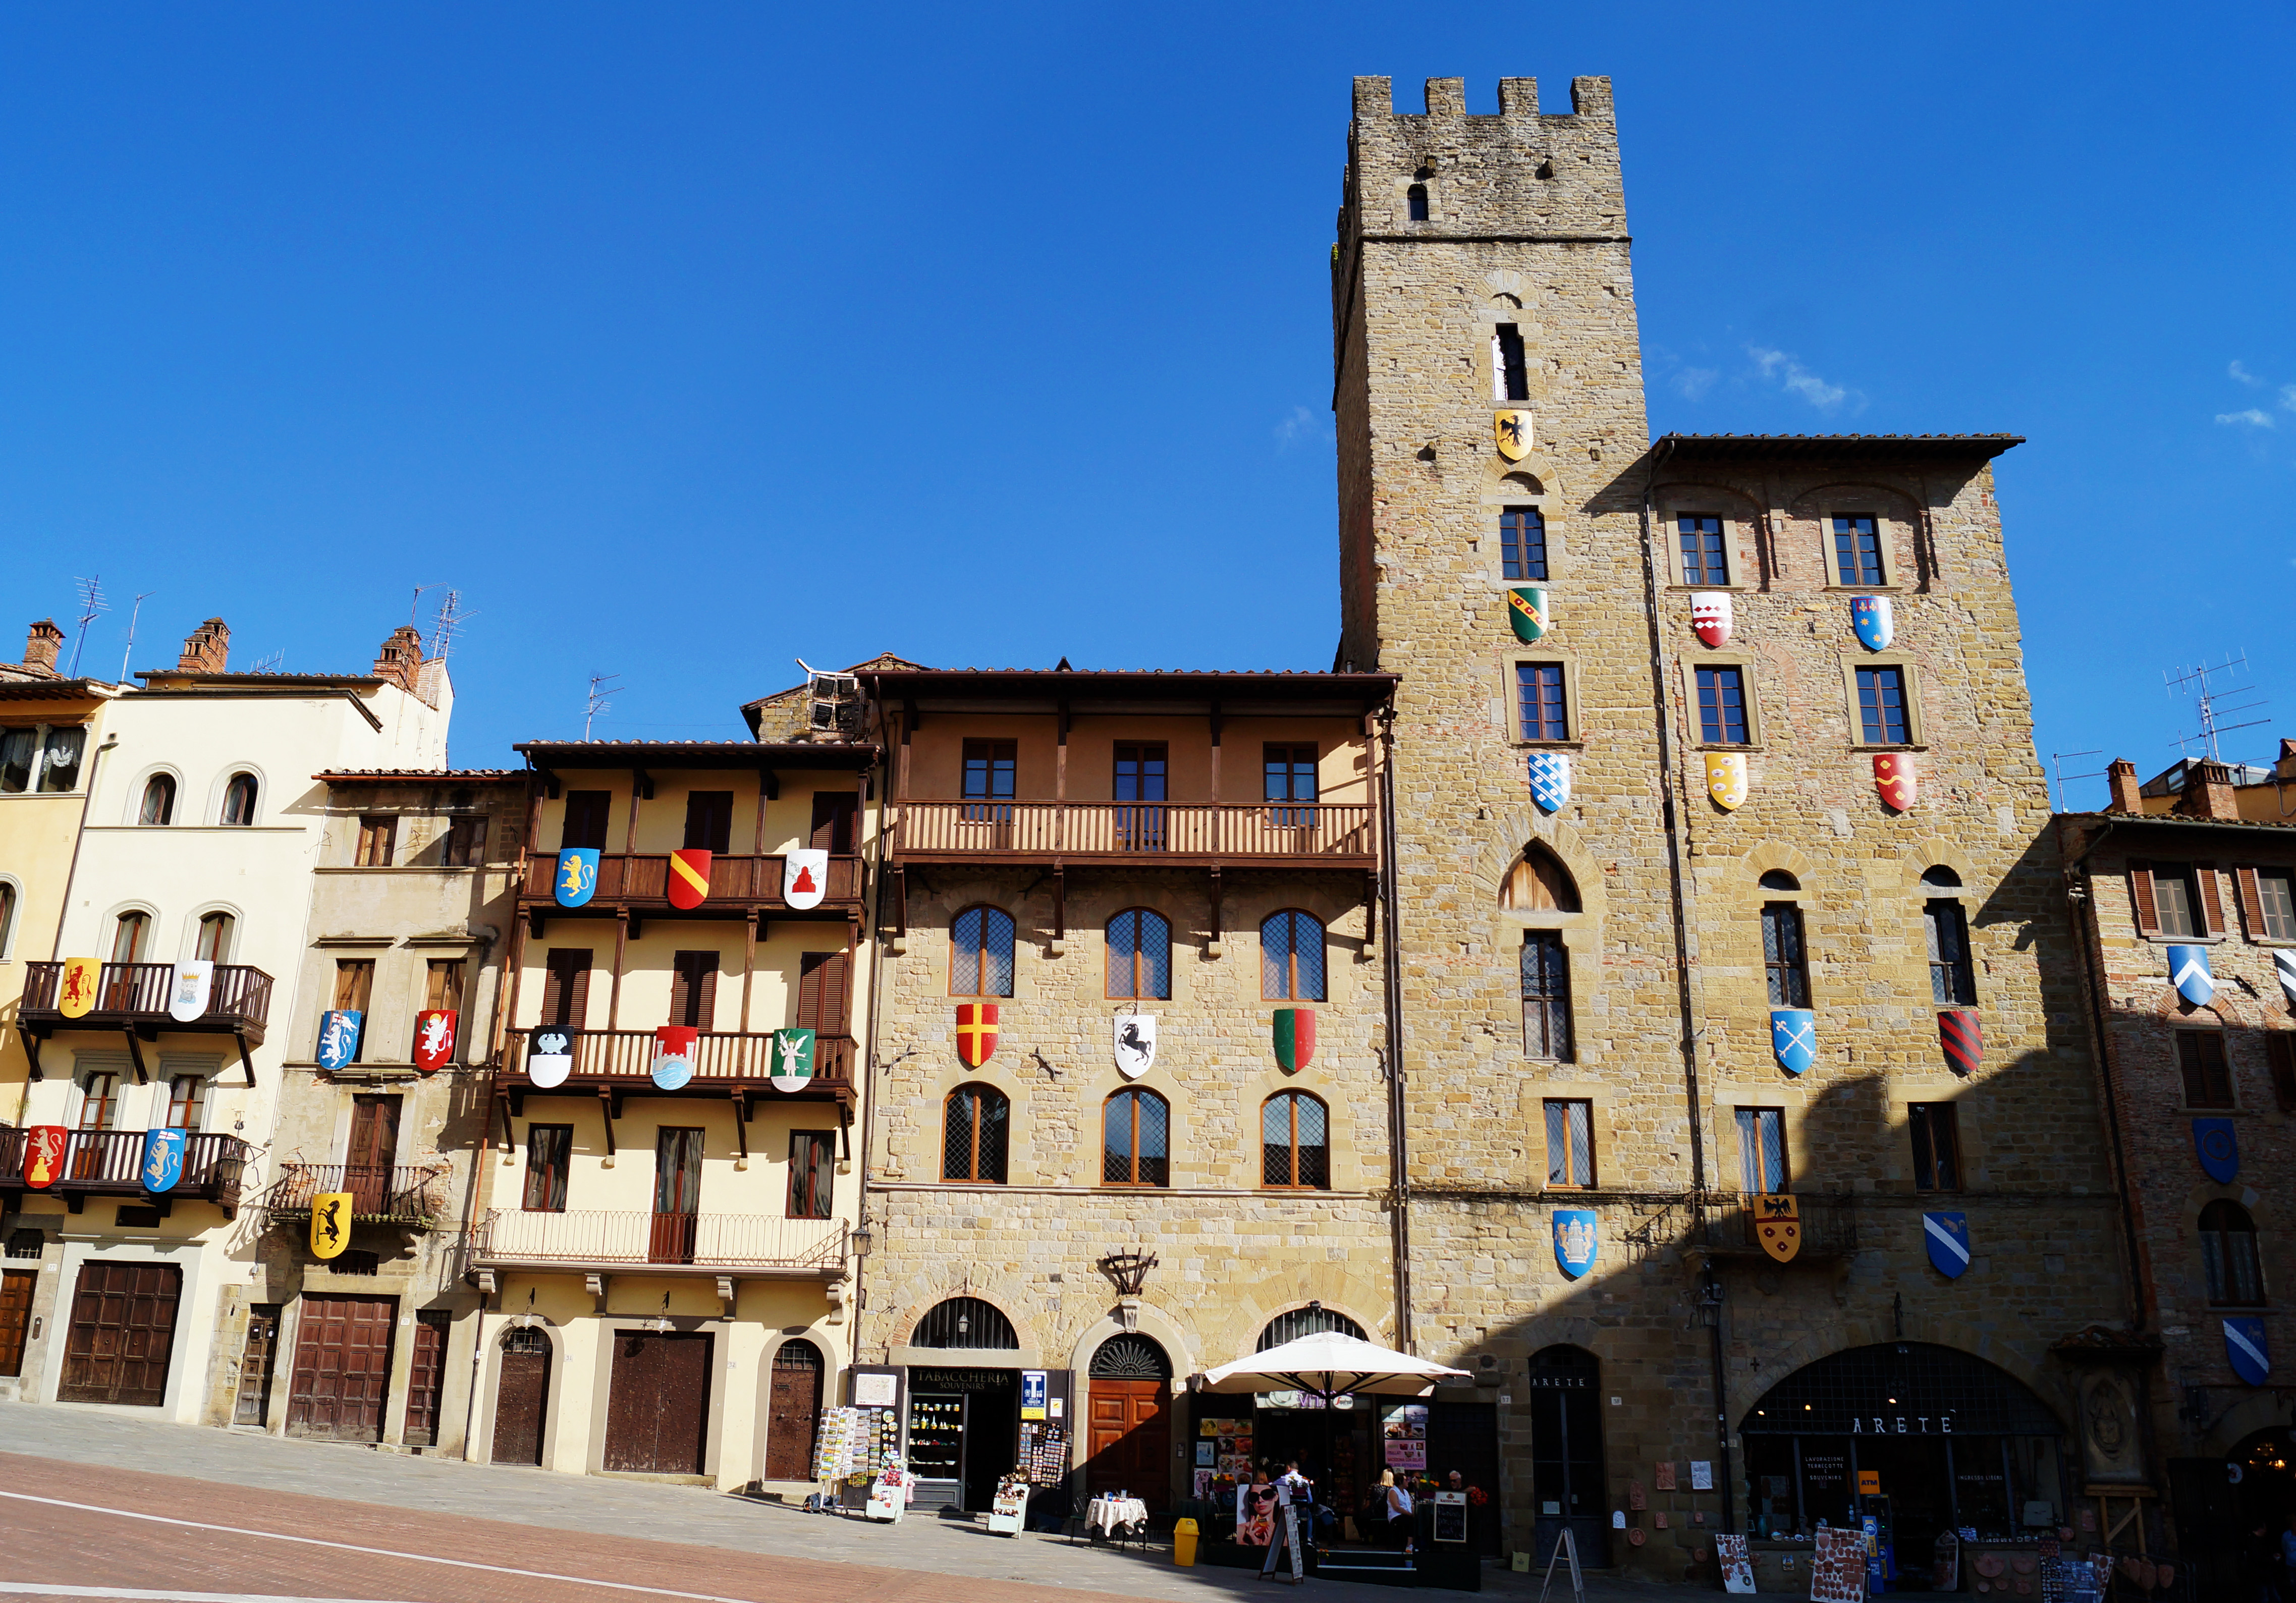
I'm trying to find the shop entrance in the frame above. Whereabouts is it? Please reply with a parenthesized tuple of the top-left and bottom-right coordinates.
(604, 1332, 713, 1474)
(908, 1366, 1017, 1512)
(1086, 1334, 1172, 1507)
(1526, 1345, 1610, 1567)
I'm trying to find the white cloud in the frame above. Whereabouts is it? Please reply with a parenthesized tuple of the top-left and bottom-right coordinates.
(2216, 407, 2275, 428)
(2281, 385, 2296, 412)
(1747, 345, 1852, 410)
(1274, 405, 1329, 447)
(1671, 366, 1719, 400)
(2229, 359, 2266, 386)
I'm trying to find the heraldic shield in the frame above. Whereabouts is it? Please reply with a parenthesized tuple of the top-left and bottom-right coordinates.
(651, 1026, 698, 1089)
(2169, 944, 2215, 1007)
(527, 1028, 573, 1088)
(141, 1127, 186, 1195)
(555, 847, 599, 908)
(1755, 1194, 1801, 1263)
(58, 956, 100, 1019)
(770, 1027, 815, 1092)
(1508, 587, 1550, 644)
(1113, 1014, 1157, 1079)
(667, 848, 712, 911)
(1771, 1009, 1815, 1075)
(168, 960, 213, 1023)
(956, 1003, 999, 1067)
(310, 1192, 353, 1261)
(413, 1008, 457, 1074)
(783, 848, 829, 911)
(1494, 409, 1533, 462)
(1923, 1210, 1972, 1279)
(1274, 1008, 1316, 1073)
(2226, 1316, 2272, 1386)
(2194, 1118, 2239, 1184)
(1939, 1009, 1982, 1077)
(1874, 753, 1917, 811)
(1552, 1209, 1598, 1280)
(1691, 592, 1733, 649)
(1706, 752, 1747, 811)
(315, 1009, 363, 1072)
(22, 1126, 67, 1189)
(1527, 752, 1571, 814)
(2276, 948, 2296, 1008)
(1851, 595, 1894, 651)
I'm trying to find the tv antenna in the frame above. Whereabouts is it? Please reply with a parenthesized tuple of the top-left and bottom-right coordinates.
(250, 648, 286, 673)
(584, 673, 623, 740)
(2166, 653, 2269, 762)
(68, 576, 107, 677)
(427, 589, 475, 661)
(2049, 749, 2105, 814)
(119, 590, 158, 684)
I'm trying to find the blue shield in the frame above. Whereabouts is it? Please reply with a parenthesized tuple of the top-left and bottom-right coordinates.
(555, 848, 600, 909)
(1527, 752, 1571, 814)
(2168, 944, 2215, 1007)
(315, 1009, 363, 1072)
(2226, 1317, 2272, 1386)
(1552, 1209, 1598, 1280)
(1770, 1009, 1816, 1075)
(1851, 596, 1893, 651)
(140, 1127, 186, 1194)
(2195, 1119, 2239, 1183)
(1923, 1211, 1972, 1279)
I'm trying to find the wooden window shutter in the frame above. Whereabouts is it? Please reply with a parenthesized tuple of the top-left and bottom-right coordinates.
(670, 960, 691, 1027)
(2128, 860, 2160, 936)
(2236, 866, 2266, 936)
(2197, 861, 2227, 937)
(542, 949, 592, 1028)
(796, 950, 851, 1036)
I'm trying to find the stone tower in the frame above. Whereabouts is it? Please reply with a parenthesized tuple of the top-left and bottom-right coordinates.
(1337, 77, 2128, 1581)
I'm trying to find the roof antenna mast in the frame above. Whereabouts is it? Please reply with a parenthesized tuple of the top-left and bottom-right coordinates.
(584, 673, 623, 741)
(119, 590, 158, 684)
(2166, 652, 2268, 762)
(68, 576, 107, 678)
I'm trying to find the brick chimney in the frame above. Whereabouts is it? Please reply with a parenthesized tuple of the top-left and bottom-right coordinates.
(22, 618, 63, 675)
(2175, 759, 2241, 821)
(371, 626, 423, 693)
(178, 618, 230, 674)
(2105, 758, 2141, 815)
(2276, 738, 2296, 782)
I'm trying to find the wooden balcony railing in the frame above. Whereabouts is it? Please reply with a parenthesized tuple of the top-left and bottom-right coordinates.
(467, 1209, 846, 1271)
(518, 852, 861, 912)
(0, 1126, 251, 1215)
(500, 1029, 856, 1097)
(890, 800, 1375, 863)
(266, 1163, 450, 1226)
(1697, 1192, 1860, 1261)
(20, 961, 273, 1038)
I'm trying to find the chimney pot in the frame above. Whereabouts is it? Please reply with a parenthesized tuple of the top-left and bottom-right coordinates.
(178, 618, 230, 674)
(2175, 759, 2241, 822)
(372, 626, 423, 693)
(23, 618, 64, 674)
(2105, 758, 2141, 815)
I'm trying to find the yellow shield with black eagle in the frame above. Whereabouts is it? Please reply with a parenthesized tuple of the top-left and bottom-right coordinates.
(1494, 410, 1534, 462)
(1755, 1194, 1801, 1263)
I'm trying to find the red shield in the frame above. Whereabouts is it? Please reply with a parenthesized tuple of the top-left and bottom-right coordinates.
(413, 1008, 457, 1074)
(667, 849, 712, 910)
(1691, 593, 1732, 649)
(956, 1002, 999, 1067)
(1874, 753, 1916, 810)
(23, 1126, 67, 1189)
(1939, 1009, 1982, 1077)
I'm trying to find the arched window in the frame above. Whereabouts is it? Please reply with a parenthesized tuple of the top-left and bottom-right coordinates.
(914, 1296, 1018, 1349)
(2202, 1200, 2266, 1306)
(943, 1084, 1010, 1183)
(138, 774, 176, 826)
(1759, 869, 1799, 892)
(1107, 908, 1172, 1000)
(0, 880, 16, 960)
(1102, 1088, 1169, 1187)
(220, 771, 259, 826)
(950, 906, 1015, 998)
(1522, 932, 1573, 1061)
(1920, 865, 1963, 889)
(195, 912, 234, 964)
(1089, 1333, 1171, 1379)
(1262, 1091, 1329, 1190)
(1501, 844, 1580, 912)
(1406, 183, 1430, 221)
(110, 911, 149, 965)
(1256, 1304, 1366, 1350)
(1261, 910, 1326, 1001)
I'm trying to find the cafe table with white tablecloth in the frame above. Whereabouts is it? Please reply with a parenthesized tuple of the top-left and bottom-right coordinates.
(1086, 1495, 1150, 1538)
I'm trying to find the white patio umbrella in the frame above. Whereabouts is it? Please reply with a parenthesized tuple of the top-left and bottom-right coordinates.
(1200, 1330, 1469, 1403)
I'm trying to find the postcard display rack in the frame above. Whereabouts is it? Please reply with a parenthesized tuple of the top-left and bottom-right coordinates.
(813, 1404, 898, 1502)
(1018, 1417, 1070, 1485)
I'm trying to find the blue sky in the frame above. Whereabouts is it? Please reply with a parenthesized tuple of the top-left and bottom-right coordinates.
(1, 4, 2289, 804)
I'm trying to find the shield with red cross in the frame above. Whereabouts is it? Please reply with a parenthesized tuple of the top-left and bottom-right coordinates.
(956, 1003, 999, 1067)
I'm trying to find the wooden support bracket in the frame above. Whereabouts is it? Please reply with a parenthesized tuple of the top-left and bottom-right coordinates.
(123, 1031, 150, 1086)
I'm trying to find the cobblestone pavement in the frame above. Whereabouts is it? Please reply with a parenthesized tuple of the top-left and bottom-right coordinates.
(0, 1409, 1687, 1601)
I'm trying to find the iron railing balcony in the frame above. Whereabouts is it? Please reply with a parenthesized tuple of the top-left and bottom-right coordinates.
(888, 800, 1375, 866)
(465, 1208, 846, 1278)
(1696, 1192, 1860, 1262)
(517, 851, 862, 925)
(498, 1029, 857, 1110)
(18, 961, 272, 1079)
(0, 1125, 251, 1218)
(265, 1162, 451, 1227)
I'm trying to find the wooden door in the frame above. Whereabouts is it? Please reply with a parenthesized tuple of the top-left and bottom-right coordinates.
(809, 793, 858, 855)
(60, 1261, 181, 1406)
(762, 1339, 824, 1481)
(286, 1294, 397, 1441)
(404, 1311, 450, 1446)
(0, 1270, 33, 1377)
(603, 1332, 713, 1474)
(234, 1304, 281, 1424)
(491, 1330, 550, 1465)
(1086, 1380, 1171, 1507)
(345, 1095, 401, 1217)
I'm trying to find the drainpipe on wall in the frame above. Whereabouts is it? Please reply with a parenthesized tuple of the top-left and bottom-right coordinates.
(855, 722, 896, 1359)
(2060, 819, 2150, 1329)
(1374, 701, 1413, 1352)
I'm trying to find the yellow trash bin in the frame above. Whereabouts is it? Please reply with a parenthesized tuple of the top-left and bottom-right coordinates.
(1173, 1518, 1200, 1567)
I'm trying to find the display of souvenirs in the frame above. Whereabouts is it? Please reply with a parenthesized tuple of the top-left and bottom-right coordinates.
(906, 1393, 964, 1482)
(811, 1404, 898, 1483)
(1015, 1418, 1070, 1485)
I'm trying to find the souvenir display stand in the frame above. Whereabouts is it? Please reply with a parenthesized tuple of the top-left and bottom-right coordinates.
(866, 1460, 910, 1522)
(988, 1474, 1029, 1537)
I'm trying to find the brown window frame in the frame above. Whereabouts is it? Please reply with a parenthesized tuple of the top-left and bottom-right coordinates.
(522, 1124, 572, 1212)
(2236, 865, 2296, 943)
(949, 905, 1015, 999)
(669, 951, 720, 1031)
(942, 1084, 1010, 1184)
(1761, 901, 1811, 1009)
(443, 815, 489, 867)
(1261, 1090, 1330, 1191)
(220, 771, 259, 826)
(137, 773, 175, 826)
(682, 791, 734, 854)
(539, 949, 593, 1031)
(2132, 859, 2224, 939)
(423, 958, 466, 1013)
(77, 1071, 120, 1132)
(110, 911, 150, 965)
(1908, 1102, 1962, 1192)
(194, 912, 233, 965)
(2201, 1200, 2267, 1307)
(2267, 1033, 2296, 1115)
(1260, 909, 1327, 1002)
(1543, 1098, 1595, 1189)
(560, 791, 612, 852)
(354, 816, 397, 867)
(1105, 908, 1172, 1001)
(787, 1130, 835, 1220)
(163, 1072, 209, 1132)
(2177, 1030, 2235, 1109)
(1520, 930, 1573, 1062)
(1101, 1087, 1170, 1188)
(329, 959, 374, 1063)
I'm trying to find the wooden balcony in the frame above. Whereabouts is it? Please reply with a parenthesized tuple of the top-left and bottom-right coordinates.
(888, 801, 1376, 867)
(518, 851, 862, 932)
(17, 961, 271, 1080)
(464, 1208, 847, 1285)
(1695, 1193, 1860, 1264)
(0, 1126, 252, 1218)
(497, 1028, 857, 1118)
(265, 1163, 451, 1228)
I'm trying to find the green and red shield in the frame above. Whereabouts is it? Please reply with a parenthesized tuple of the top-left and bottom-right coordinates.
(1273, 1008, 1316, 1073)
(668, 849, 712, 910)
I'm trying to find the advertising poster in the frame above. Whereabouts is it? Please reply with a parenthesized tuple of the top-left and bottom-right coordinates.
(1021, 1370, 1047, 1421)
(1383, 1402, 1428, 1470)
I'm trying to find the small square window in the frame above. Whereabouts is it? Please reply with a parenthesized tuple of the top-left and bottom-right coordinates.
(1516, 662, 1568, 743)
(1856, 667, 1910, 745)
(1543, 1099, 1594, 1188)
(1832, 516, 1886, 586)
(2256, 869, 2296, 941)
(1678, 515, 1728, 587)
(1696, 666, 1749, 745)
(1908, 1103, 1961, 1191)
(2151, 867, 2201, 938)
(355, 816, 396, 868)
(1500, 507, 1547, 581)
(2177, 1031, 2234, 1109)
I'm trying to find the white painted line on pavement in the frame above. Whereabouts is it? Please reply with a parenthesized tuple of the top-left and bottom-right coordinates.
(0, 1492, 759, 1603)
(0, 1586, 415, 1602)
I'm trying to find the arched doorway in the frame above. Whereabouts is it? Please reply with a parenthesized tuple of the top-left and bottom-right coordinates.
(908, 1296, 1022, 1512)
(491, 1326, 550, 1466)
(1087, 1333, 1172, 1508)
(763, 1339, 824, 1482)
(1526, 1346, 1609, 1567)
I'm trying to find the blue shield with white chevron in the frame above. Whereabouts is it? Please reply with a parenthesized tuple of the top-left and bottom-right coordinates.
(1923, 1211, 1972, 1279)
(1552, 1209, 1598, 1280)
(1851, 596, 1893, 651)
(2168, 944, 2214, 1006)
(2194, 1118, 2239, 1183)
(1770, 1009, 1816, 1075)
(140, 1127, 185, 1194)
(1527, 752, 1571, 814)
(2226, 1316, 2271, 1386)
(2275, 949, 2296, 1009)
(555, 847, 600, 909)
